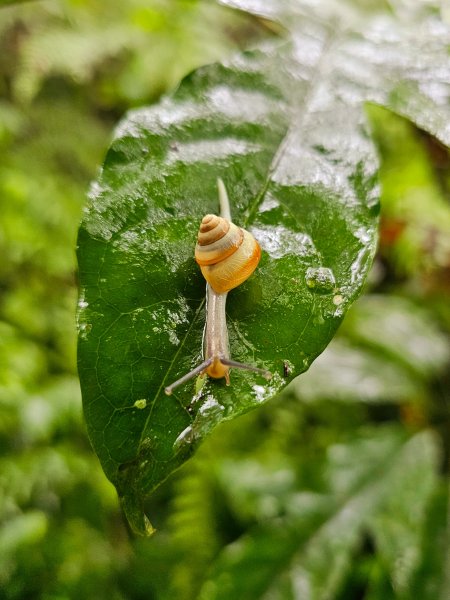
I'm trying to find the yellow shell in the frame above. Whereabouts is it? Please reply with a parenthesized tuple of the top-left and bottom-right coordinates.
(195, 214, 261, 294)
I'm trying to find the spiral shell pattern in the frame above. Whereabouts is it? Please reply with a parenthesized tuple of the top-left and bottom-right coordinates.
(195, 214, 261, 294)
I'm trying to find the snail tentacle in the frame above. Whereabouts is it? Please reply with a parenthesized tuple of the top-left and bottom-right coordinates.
(220, 358, 272, 381)
(217, 177, 231, 222)
(164, 357, 213, 395)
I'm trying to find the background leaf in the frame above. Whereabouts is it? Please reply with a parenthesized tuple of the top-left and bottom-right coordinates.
(220, 0, 450, 147)
(198, 428, 440, 600)
(293, 294, 450, 405)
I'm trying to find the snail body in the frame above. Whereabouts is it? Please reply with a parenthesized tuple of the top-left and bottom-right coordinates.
(164, 179, 270, 395)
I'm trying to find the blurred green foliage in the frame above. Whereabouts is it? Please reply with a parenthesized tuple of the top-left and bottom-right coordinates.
(0, 1, 449, 599)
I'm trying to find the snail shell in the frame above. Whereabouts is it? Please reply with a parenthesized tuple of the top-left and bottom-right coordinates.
(195, 214, 261, 294)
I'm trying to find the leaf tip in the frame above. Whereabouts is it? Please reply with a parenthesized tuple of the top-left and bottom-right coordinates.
(120, 489, 155, 537)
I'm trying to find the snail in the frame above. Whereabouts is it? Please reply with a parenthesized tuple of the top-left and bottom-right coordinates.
(164, 179, 271, 395)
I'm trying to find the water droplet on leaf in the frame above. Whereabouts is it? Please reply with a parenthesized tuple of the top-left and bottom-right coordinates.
(78, 323, 92, 339)
(173, 425, 194, 450)
(305, 267, 336, 294)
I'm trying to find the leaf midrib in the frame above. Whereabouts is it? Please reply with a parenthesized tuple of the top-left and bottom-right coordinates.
(245, 24, 338, 225)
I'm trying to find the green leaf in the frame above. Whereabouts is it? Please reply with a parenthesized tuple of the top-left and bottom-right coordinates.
(367, 432, 441, 598)
(293, 294, 450, 404)
(403, 482, 450, 600)
(220, 1, 450, 149)
(292, 338, 423, 404)
(0, 512, 48, 566)
(341, 295, 450, 378)
(77, 0, 450, 533)
(198, 429, 440, 600)
(8, 1, 242, 104)
(0, 1, 37, 7)
(367, 105, 450, 276)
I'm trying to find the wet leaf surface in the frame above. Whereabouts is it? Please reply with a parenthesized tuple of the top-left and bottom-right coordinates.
(77, 0, 450, 532)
